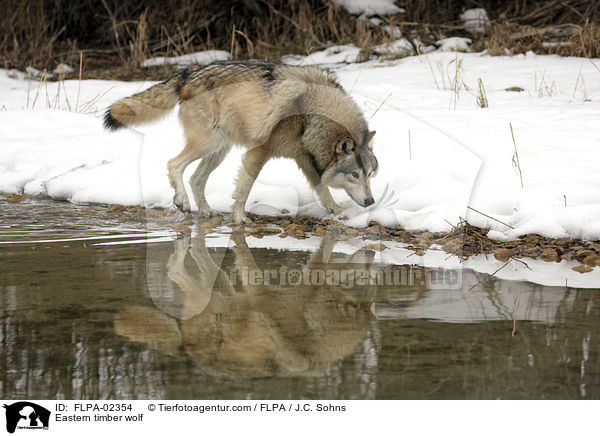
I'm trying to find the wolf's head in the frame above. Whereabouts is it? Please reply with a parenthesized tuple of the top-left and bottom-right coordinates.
(322, 130, 378, 207)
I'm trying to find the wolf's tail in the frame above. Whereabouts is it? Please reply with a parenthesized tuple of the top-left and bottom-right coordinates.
(103, 73, 182, 130)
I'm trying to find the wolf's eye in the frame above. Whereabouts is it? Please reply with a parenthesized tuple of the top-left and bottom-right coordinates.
(351, 172, 359, 179)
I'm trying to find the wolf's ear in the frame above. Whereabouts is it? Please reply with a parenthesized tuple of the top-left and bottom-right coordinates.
(366, 130, 376, 146)
(336, 137, 354, 154)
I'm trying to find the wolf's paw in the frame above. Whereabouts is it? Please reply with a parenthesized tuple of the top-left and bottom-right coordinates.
(173, 194, 191, 213)
(328, 204, 343, 215)
(174, 202, 191, 213)
(197, 205, 218, 218)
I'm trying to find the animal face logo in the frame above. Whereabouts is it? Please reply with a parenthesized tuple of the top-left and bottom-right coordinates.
(3, 402, 50, 434)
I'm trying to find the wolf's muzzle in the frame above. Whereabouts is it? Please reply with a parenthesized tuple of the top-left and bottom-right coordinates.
(364, 197, 374, 207)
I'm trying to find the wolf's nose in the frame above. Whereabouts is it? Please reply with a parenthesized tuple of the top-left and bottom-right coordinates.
(364, 197, 374, 207)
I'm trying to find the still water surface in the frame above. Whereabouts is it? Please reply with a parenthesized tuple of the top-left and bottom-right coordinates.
(1, 199, 599, 399)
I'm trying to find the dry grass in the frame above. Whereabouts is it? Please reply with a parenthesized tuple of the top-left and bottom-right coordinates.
(476, 78, 489, 108)
(509, 123, 524, 189)
(0, 0, 598, 80)
(563, 21, 600, 58)
(1, 0, 393, 75)
(448, 54, 464, 110)
(481, 19, 600, 58)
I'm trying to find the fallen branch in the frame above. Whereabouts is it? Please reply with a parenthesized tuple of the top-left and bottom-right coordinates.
(467, 206, 514, 229)
(468, 260, 511, 292)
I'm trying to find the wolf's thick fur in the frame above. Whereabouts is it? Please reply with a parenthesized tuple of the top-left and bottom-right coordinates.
(104, 60, 378, 222)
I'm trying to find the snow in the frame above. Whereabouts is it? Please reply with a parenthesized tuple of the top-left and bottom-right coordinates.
(1, 51, 600, 254)
(332, 0, 405, 16)
(373, 39, 415, 57)
(436, 37, 472, 52)
(460, 8, 489, 34)
(365, 17, 403, 39)
(141, 50, 230, 68)
(25, 66, 54, 80)
(282, 45, 363, 66)
(53, 63, 75, 75)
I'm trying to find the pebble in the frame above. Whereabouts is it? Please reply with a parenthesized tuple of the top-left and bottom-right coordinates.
(66, 203, 600, 266)
(572, 265, 593, 274)
(7, 193, 26, 203)
(365, 243, 387, 251)
(583, 254, 600, 267)
(107, 204, 127, 212)
(494, 248, 512, 262)
(313, 226, 327, 236)
(575, 249, 595, 261)
(249, 226, 282, 237)
(442, 240, 462, 255)
(540, 248, 559, 262)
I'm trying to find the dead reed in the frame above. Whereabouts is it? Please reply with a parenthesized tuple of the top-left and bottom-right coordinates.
(1, 0, 598, 80)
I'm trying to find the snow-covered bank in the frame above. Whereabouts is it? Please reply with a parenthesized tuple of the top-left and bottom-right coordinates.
(164, 230, 600, 289)
(1, 51, 599, 243)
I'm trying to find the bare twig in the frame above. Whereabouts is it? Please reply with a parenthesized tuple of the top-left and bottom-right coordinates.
(508, 0, 563, 24)
(510, 122, 524, 188)
(418, 44, 440, 90)
(26, 74, 31, 109)
(230, 25, 237, 58)
(350, 70, 362, 94)
(511, 257, 531, 270)
(233, 28, 254, 57)
(572, 62, 586, 100)
(76, 51, 82, 112)
(468, 260, 511, 292)
(444, 219, 456, 230)
(259, 0, 325, 47)
(369, 93, 392, 119)
(448, 53, 464, 109)
(467, 206, 514, 229)
(512, 291, 522, 337)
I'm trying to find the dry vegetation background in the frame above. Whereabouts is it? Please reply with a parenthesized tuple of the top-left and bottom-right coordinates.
(1, 0, 599, 79)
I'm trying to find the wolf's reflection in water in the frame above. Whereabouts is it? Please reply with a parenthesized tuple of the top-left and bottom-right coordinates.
(115, 228, 427, 378)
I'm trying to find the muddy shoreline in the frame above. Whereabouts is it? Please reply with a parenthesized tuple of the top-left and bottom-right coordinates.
(8, 195, 597, 273)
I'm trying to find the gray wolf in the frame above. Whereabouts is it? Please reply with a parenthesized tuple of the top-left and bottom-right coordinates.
(104, 60, 378, 223)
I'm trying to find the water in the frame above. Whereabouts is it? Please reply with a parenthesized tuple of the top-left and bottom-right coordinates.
(1, 199, 599, 399)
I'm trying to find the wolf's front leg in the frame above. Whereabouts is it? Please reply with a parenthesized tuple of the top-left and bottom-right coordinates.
(232, 146, 271, 224)
(316, 184, 343, 215)
(299, 161, 343, 215)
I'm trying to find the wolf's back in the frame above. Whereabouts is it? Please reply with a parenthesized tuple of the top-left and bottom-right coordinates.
(103, 61, 356, 132)
(103, 74, 181, 130)
(103, 62, 270, 130)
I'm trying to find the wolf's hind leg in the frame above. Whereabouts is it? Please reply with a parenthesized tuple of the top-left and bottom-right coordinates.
(167, 139, 213, 213)
(232, 146, 271, 224)
(190, 144, 232, 217)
